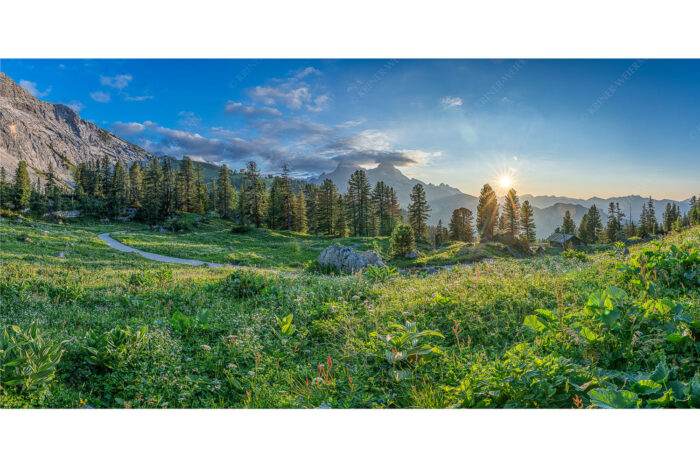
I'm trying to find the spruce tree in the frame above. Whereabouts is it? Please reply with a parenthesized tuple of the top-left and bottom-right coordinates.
(448, 207, 475, 242)
(129, 162, 143, 207)
(13, 160, 32, 210)
(347, 169, 372, 236)
(245, 161, 266, 228)
(476, 184, 499, 239)
(216, 164, 235, 218)
(503, 188, 520, 237)
(407, 183, 430, 242)
(293, 189, 307, 233)
(317, 179, 339, 236)
(561, 210, 576, 235)
(303, 183, 320, 235)
(142, 158, 164, 223)
(519, 200, 536, 244)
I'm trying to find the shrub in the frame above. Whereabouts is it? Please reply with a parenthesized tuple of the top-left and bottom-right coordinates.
(0, 323, 65, 395)
(82, 326, 149, 371)
(562, 249, 588, 262)
(389, 224, 415, 258)
(231, 225, 253, 234)
(364, 264, 399, 283)
(222, 270, 268, 298)
(304, 260, 339, 275)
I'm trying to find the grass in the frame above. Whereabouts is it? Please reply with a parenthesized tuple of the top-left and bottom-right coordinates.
(1, 214, 699, 408)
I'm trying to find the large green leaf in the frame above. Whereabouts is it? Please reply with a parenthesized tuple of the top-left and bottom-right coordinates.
(523, 315, 549, 333)
(589, 388, 639, 409)
(632, 379, 663, 396)
(650, 361, 670, 383)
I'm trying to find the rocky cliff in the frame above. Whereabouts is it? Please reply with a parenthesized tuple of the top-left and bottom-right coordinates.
(0, 72, 152, 185)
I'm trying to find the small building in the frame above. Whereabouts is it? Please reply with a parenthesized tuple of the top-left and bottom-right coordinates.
(546, 232, 586, 249)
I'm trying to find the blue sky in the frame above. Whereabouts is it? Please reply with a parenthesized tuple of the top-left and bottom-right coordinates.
(2, 59, 699, 199)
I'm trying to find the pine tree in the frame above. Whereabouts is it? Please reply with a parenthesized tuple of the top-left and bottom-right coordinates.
(0, 167, 9, 208)
(142, 158, 164, 223)
(161, 158, 176, 217)
(448, 207, 475, 242)
(245, 161, 266, 228)
(434, 219, 448, 246)
(193, 164, 206, 214)
(407, 183, 430, 242)
(238, 181, 250, 226)
(562, 210, 576, 235)
(292, 189, 307, 233)
(13, 160, 32, 210)
(111, 161, 129, 216)
(519, 200, 536, 244)
(216, 164, 236, 218)
(502, 188, 520, 237)
(476, 184, 499, 239)
(646, 197, 657, 234)
(389, 223, 415, 258)
(129, 162, 143, 207)
(280, 165, 294, 231)
(317, 179, 339, 236)
(605, 202, 621, 242)
(347, 169, 372, 236)
(303, 183, 320, 235)
(335, 195, 348, 237)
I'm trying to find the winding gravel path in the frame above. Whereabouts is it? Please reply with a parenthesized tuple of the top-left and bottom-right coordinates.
(98, 231, 236, 268)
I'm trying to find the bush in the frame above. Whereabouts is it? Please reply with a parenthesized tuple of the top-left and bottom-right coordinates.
(222, 270, 269, 297)
(0, 323, 65, 395)
(304, 259, 339, 275)
(82, 326, 149, 371)
(364, 264, 399, 283)
(390, 224, 415, 258)
(562, 249, 588, 262)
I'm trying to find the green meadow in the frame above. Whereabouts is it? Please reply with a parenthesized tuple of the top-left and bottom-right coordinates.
(1, 216, 699, 408)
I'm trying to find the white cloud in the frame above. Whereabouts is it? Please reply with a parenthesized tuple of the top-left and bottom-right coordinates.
(224, 101, 282, 117)
(124, 94, 154, 102)
(111, 121, 146, 136)
(19, 80, 51, 98)
(440, 96, 463, 109)
(90, 91, 111, 103)
(100, 74, 132, 89)
(295, 67, 321, 79)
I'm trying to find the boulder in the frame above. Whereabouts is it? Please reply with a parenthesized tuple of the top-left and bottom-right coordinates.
(318, 244, 385, 273)
(227, 246, 234, 251)
(56, 251, 65, 258)
(404, 251, 419, 259)
(426, 266, 438, 274)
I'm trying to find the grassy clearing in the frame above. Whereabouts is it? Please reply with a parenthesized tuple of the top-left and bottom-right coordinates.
(1, 216, 699, 408)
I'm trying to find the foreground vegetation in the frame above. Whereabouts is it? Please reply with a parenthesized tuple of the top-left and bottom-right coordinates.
(1, 215, 699, 408)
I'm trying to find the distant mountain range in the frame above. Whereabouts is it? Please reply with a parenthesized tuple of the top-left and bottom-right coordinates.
(0, 72, 151, 186)
(313, 161, 692, 238)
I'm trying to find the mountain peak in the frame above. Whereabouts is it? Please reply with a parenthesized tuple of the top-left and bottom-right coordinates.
(0, 72, 152, 185)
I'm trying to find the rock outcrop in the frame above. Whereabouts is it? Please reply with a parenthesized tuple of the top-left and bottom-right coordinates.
(318, 244, 385, 273)
(0, 72, 152, 186)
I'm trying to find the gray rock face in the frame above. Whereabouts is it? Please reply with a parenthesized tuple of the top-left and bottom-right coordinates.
(0, 72, 152, 186)
(318, 244, 385, 273)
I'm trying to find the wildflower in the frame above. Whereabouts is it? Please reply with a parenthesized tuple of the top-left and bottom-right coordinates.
(248, 370, 255, 376)
(312, 377, 324, 385)
(227, 363, 237, 369)
(200, 344, 211, 351)
(351, 295, 360, 300)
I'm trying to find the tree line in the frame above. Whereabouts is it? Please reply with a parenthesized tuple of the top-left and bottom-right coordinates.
(2, 159, 698, 246)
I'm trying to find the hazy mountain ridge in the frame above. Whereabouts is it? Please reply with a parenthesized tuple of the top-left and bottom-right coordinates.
(0, 72, 152, 185)
(314, 161, 692, 238)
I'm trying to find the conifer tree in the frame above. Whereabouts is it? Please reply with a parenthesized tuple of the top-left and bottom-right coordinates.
(476, 184, 499, 239)
(293, 189, 307, 233)
(161, 158, 176, 217)
(216, 164, 236, 218)
(448, 207, 475, 242)
(519, 200, 536, 244)
(303, 183, 320, 235)
(142, 158, 164, 223)
(129, 162, 143, 207)
(245, 161, 266, 228)
(111, 161, 129, 215)
(347, 169, 372, 236)
(502, 188, 520, 236)
(13, 160, 32, 210)
(335, 195, 348, 238)
(561, 210, 576, 235)
(317, 178, 339, 236)
(408, 183, 430, 242)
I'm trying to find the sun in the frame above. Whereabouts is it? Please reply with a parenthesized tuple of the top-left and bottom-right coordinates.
(499, 176, 512, 189)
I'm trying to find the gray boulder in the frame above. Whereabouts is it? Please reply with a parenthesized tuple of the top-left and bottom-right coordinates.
(404, 251, 419, 259)
(426, 266, 438, 274)
(318, 244, 385, 273)
(56, 251, 65, 258)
